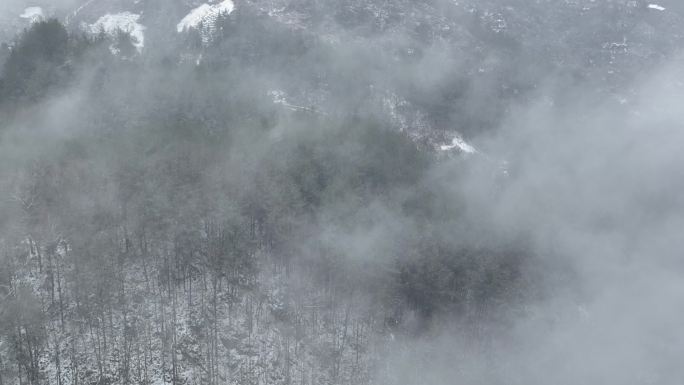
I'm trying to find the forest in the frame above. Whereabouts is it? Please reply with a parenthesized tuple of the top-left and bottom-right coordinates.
(1, 1, 683, 384)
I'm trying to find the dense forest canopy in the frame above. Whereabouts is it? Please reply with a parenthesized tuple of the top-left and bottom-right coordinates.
(1, 1, 683, 384)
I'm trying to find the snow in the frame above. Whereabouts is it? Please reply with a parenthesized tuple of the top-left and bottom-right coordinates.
(66, 0, 96, 24)
(178, 4, 213, 32)
(86, 12, 146, 53)
(268, 90, 320, 113)
(269, 90, 288, 105)
(648, 4, 666, 11)
(20, 7, 44, 23)
(440, 136, 477, 154)
(177, 0, 235, 33)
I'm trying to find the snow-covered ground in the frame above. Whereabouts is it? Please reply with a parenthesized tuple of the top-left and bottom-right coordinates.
(268, 89, 321, 113)
(85, 12, 146, 53)
(440, 135, 478, 154)
(20, 7, 44, 23)
(66, 0, 97, 24)
(178, 0, 234, 32)
(177, 0, 235, 45)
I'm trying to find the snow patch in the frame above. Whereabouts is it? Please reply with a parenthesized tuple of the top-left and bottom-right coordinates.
(440, 136, 477, 154)
(648, 4, 666, 11)
(67, 0, 96, 24)
(268, 90, 319, 113)
(20, 7, 44, 23)
(86, 12, 146, 53)
(177, 0, 235, 34)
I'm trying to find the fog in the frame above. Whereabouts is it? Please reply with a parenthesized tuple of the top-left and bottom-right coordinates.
(385, 55, 684, 384)
(0, 1, 682, 384)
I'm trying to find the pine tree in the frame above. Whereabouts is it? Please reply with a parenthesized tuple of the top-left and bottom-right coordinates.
(1, 19, 69, 102)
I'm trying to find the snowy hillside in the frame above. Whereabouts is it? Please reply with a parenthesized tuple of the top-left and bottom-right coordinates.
(2, 1, 684, 385)
(177, 0, 235, 45)
(19, 7, 44, 23)
(85, 12, 146, 52)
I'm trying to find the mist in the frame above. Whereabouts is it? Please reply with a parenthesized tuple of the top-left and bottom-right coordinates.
(1, 1, 683, 384)
(387, 54, 684, 384)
